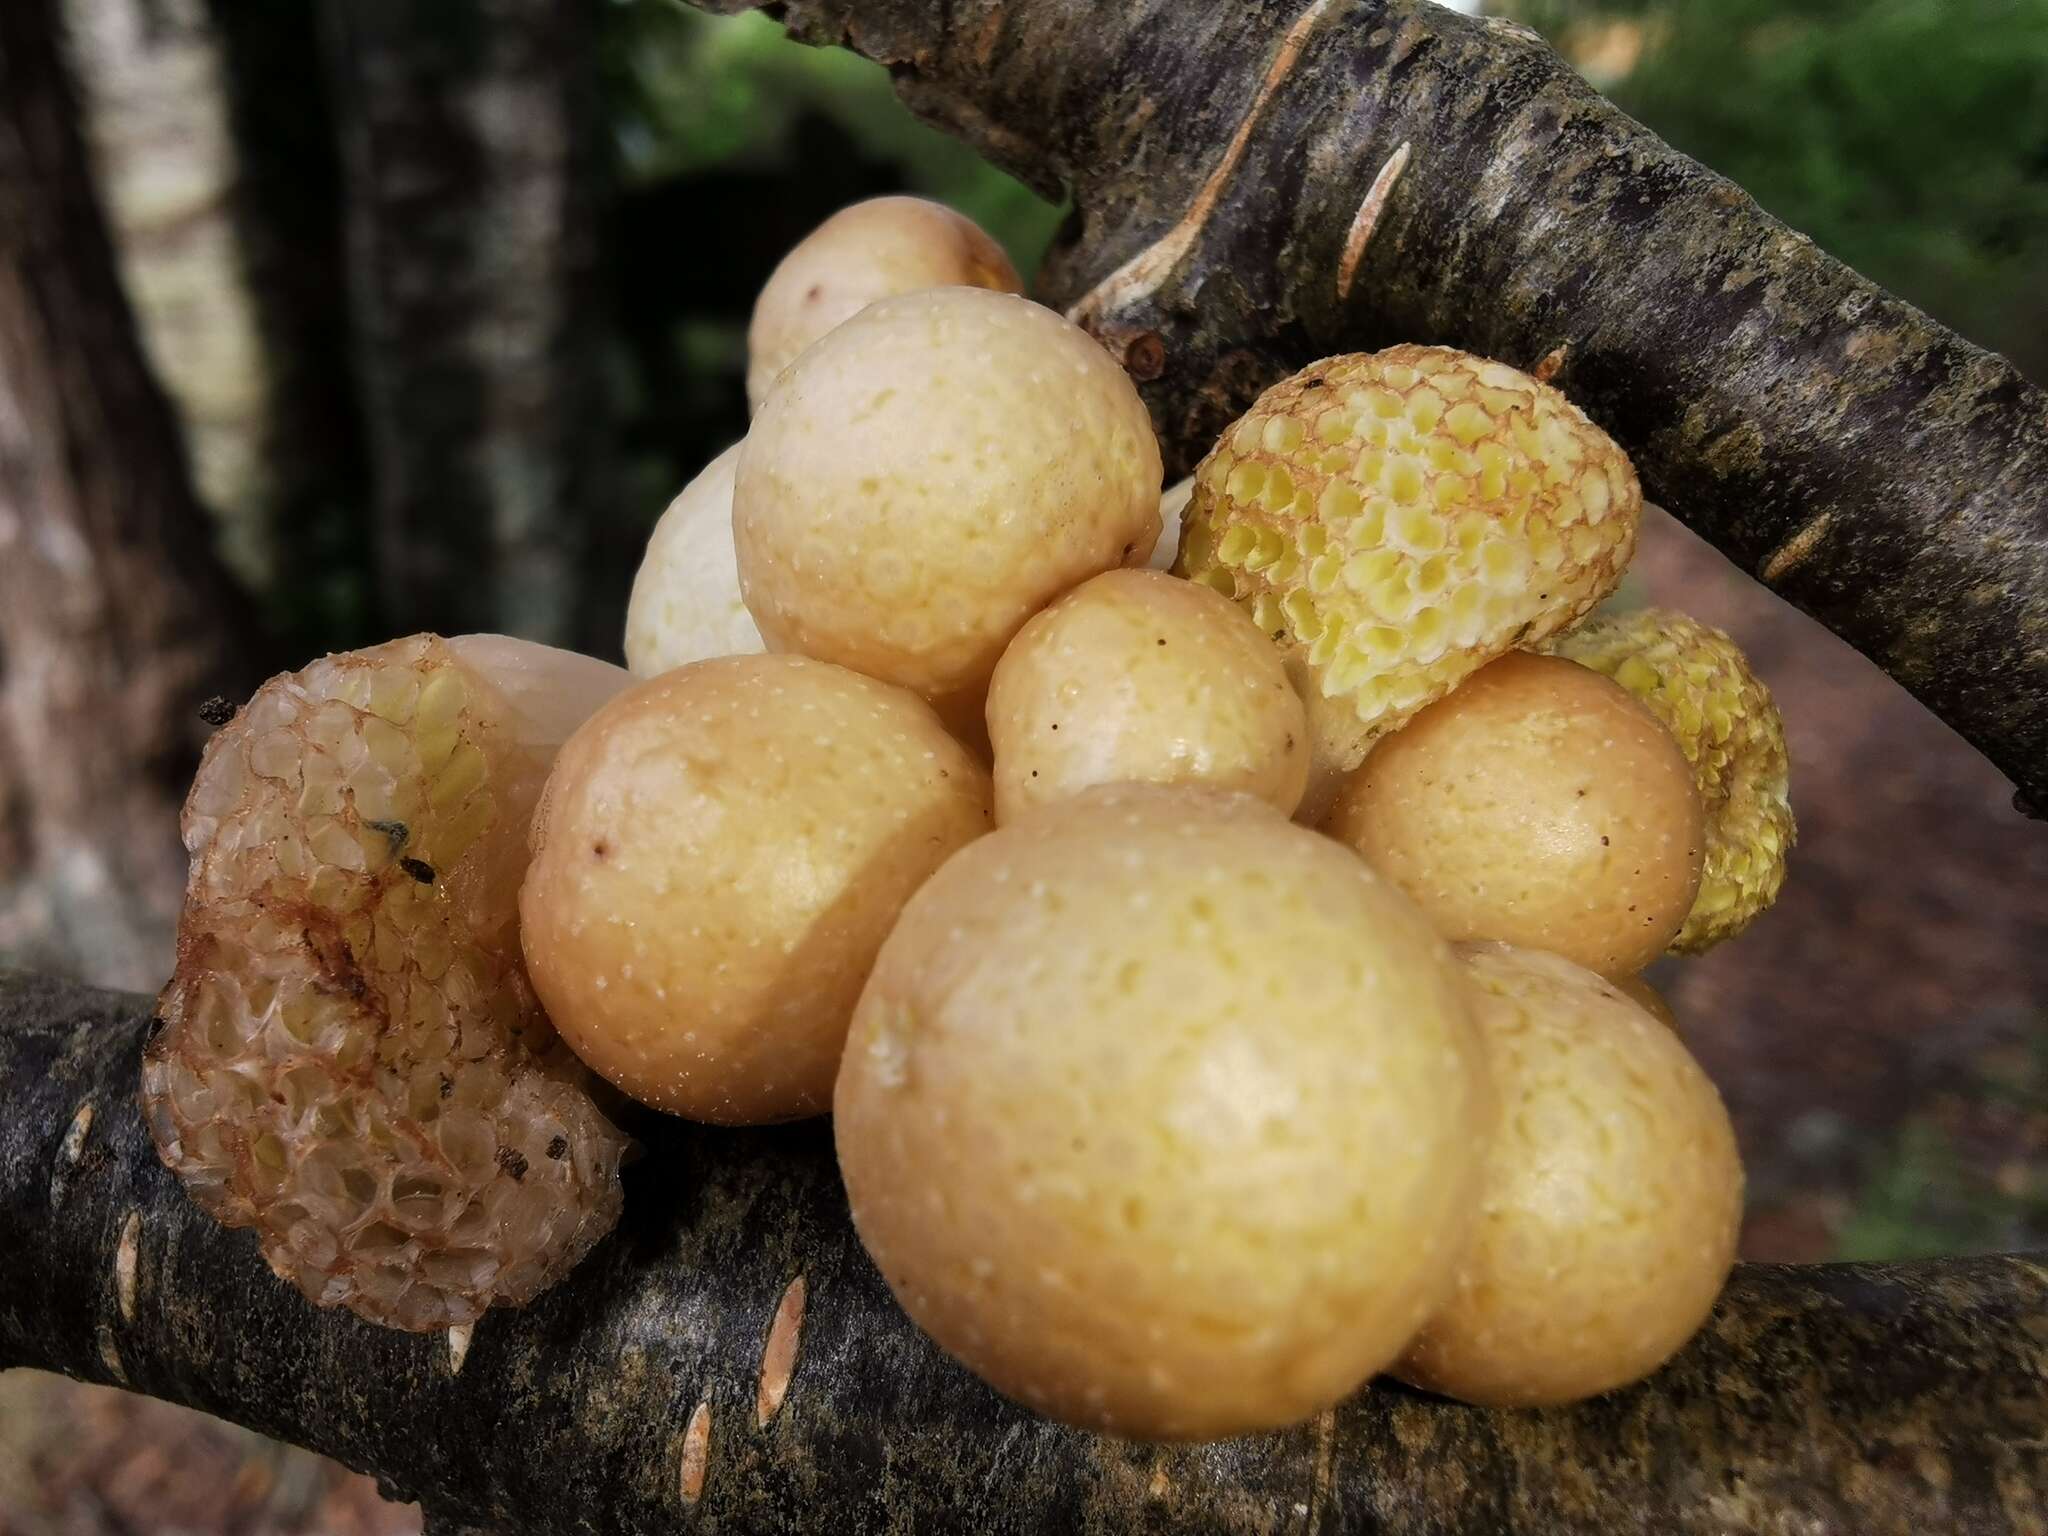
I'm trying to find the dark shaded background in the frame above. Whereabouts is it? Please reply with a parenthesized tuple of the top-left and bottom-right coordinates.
(0, 1, 2043, 1531)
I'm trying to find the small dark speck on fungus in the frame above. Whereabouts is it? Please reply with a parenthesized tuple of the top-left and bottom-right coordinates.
(547, 1136, 568, 1160)
(400, 857, 436, 884)
(496, 1147, 529, 1181)
(198, 695, 237, 727)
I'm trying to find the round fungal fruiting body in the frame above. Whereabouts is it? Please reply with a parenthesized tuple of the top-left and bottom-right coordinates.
(1327, 652, 1704, 977)
(985, 569, 1308, 823)
(1544, 607, 1793, 952)
(746, 196, 1023, 411)
(834, 783, 1492, 1440)
(1398, 942, 1742, 1407)
(1177, 346, 1641, 790)
(735, 287, 1163, 726)
(141, 635, 634, 1332)
(520, 654, 992, 1124)
(623, 444, 761, 676)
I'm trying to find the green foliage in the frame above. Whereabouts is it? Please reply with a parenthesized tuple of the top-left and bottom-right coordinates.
(1501, 0, 2048, 381)
(603, 0, 1063, 276)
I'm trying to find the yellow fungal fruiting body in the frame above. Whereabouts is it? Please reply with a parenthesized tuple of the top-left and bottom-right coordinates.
(1544, 606, 1794, 951)
(623, 443, 762, 676)
(985, 569, 1309, 823)
(735, 287, 1163, 728)
(1177, 345, 1641, 788)
(1397, 942, 1742, 1407)
(140, 635, 633, 1332)
(834, 783, 1492, 1441)
(746, 196, 1023, 411)
(520, 654, 993, 1125)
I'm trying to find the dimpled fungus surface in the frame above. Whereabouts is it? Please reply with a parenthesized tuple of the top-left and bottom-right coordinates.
(1327, 653, 1704, 978)
(1398, 942, 1742, 1407)
(623, 444, 762, 676)
(986, 569, 1308, 823)
(140, 635, 634, 1332)
(1545, 607, 1794, 952)
(745, 196, 1023, 412)
(734, 287, 1164, 724)
(833, 783, 1492, 1440)
(520, 654, 992, 1124)
(1176, 345, 1640, 786)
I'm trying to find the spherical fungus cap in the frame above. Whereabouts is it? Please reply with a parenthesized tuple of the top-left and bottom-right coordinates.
(1177, 345, 1641, 793)
(140, 634, 633, 1332)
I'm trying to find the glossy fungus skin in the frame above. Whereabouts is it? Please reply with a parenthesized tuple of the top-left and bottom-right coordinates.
(142, 635, 633, 1332)
(735, 287, 1163, 728)
(834, 783, 1492, 1440)
(1546, 606, 1794, 952)
(1398, 941, 1743, 1407)
(986, 569, 1309, 823)
(745, 196, 1022, 411)
(1327, 652, 1705, 977)
(623, 443, 761, 676)
(1178, 345, 1640, 798)
(520, 654, 992, 1124)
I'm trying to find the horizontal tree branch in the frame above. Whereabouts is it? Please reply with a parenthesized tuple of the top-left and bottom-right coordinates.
(701, 0, 2048, 815)
(3, 971, 2045, 1533)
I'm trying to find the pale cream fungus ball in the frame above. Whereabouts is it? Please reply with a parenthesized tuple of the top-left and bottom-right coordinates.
(622, 443, 762, 676)
(1327, 651, 1703, 977)
(1177, 346, 1641, 792)
(735, 286, 1163, 725)
(746, 196, 1022, 411)
(520, 654, 992, 1123)
(834, 783, 1492, 1440)
(986, 569, 1308, 823)
(1398, 942, 1742, 1406)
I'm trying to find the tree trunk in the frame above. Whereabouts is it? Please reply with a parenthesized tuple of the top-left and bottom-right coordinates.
(0, 0, 252, 990)
(317, 0, 611, 651)
(3, 971, 2043, 1536)
(691, 0, 2048, 816)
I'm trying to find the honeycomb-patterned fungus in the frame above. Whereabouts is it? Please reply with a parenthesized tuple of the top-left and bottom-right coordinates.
(1176, 345, 1641, 780)
(141, 635, 633, 1332)
(1545, 607, 1795, 951)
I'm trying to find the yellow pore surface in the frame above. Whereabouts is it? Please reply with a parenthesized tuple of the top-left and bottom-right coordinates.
(735, 287, 1163, 724)
(834, 783, 1492, 1440)
(141, 635, 633, 1332)
(745, 195, 1022, 411)
(1328, 652, 1704, 978)
(1399, 942, 1742, 1407)
(520, 653, 992, 1124)
(986, 569, 1309, 823)
(623, 443, 762, 676)
(1178, 345, 1640, 784)
(1546, 606, 1794, 952)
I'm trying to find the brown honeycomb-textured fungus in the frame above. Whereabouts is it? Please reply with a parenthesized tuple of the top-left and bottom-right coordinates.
(1177, 345, 1640, 788)
(1544, 607, 1794, 951)
(140, 634, 634, 1332)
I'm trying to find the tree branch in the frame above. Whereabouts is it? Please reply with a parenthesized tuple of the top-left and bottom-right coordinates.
(696, 0, 2048, 815)
(3, 971, 2044, 1533)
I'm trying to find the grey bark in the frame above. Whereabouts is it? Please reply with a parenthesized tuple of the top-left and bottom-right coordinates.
(2, 971, 2044, 1535)
(318, 0, 611, 650)
(0, 0, 253, 989)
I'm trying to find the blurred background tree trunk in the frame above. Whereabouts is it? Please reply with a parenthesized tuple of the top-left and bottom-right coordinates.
(317, 0, 612, 650)
(0, 0, 253, 991)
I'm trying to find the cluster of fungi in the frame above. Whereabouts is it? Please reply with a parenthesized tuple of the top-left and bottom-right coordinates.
(145, 193, 1789, 1440)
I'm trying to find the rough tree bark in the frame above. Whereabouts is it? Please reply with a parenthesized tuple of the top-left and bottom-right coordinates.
(690, 0, 2048, 815)
(2, 971, 2044, 1536)
(318, 0, 612, 651)
(0, 0, 253, 990)
(4, 1, 2047, 1531)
